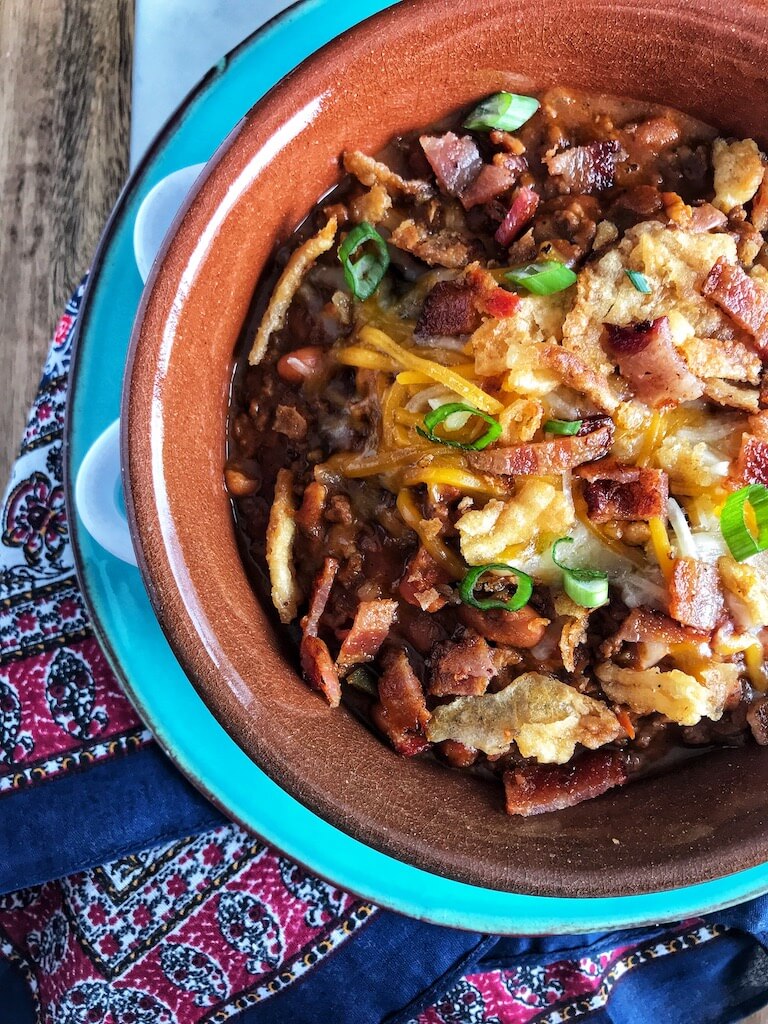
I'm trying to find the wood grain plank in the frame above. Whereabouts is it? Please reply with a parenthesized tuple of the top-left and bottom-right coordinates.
(0, 0, 133, 487)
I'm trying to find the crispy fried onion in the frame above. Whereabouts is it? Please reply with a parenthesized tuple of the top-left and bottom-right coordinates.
(248, 216, 337, 366)
(595, 661, 727, 726)
(266, 468, 301, 623)
(426, 671, 621, 763)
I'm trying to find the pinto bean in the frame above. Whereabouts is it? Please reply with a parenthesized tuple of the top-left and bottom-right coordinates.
(277, 346, 326, 384)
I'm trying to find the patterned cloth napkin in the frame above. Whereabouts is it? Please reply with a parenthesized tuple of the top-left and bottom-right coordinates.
(2, 284, 768, 1023)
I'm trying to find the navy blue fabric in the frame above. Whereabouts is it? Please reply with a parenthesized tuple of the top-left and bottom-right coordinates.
(0, 743, 224, 894)
(238, 911, 496, 1024)
(4, 734, 768, 1022)
(586, 928, 768, 1024)
(0, 956, 36, 1024)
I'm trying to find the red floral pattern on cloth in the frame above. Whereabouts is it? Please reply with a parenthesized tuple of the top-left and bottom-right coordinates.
(0, 288, 725, 1021)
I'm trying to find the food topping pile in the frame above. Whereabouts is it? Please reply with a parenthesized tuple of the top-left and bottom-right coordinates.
(228, 87, 768, 815)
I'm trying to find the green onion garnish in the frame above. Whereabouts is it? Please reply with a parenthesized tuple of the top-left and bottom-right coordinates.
(416, 402, 502, 451)
(720, 483, 768, 561)
(459, 563, 533, 612)
(624, 269, 652, 294)
(338, 221, 390, 301)
(543, 418, 582, 436)
(463, 92, 540, 132)
(505, 261, 578, 296)
(552, 537, 609, 608)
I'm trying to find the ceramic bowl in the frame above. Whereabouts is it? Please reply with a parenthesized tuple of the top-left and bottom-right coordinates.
(124, 0, 768, 898)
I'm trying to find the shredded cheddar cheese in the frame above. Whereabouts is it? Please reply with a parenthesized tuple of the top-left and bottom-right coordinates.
(648, 516, 673, 581)
(359, 326, 504, 414)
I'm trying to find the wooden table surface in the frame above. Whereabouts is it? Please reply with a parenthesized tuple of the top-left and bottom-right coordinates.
(0, 0, 133, 487)
(1, 3, 768, 1019)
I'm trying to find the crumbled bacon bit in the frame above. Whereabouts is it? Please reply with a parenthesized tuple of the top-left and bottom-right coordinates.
(545, 140, 627, 194)
(604, 317, 704, 407)
(495, 186, 540, 247)
(337, 600, 398, 672)
(702, 257, 768, 354)
(461, 154, 526, 210)
(669, 558, 725, 632)
(689, 203, 728, 232)
(503, 750, 627, 816)
(420, 132, 483, 197)
(399, 546, 451, 613)
(428, 631, 496, 695)
(294, 482, 327, 539)
(736, 434, 768, 485)
(301, 557, 339, 638)
(601, 608, 708, 658)
(300, 635, 341, 707)
(468, 421, 614, 476)
(575, 459, 669, 522)
(414, 280, 481, 338)
(371, 650, 430, 756)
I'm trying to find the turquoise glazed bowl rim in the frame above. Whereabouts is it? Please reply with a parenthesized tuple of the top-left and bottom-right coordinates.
(67, 0, 768, 929)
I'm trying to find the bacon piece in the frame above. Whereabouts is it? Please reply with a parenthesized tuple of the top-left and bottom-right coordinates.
(689, 203, 728, 232)
(669, 557, 725, 632)
(495, 186, 540, 247)
(461, 154, 526, 209)
(539, 345, 620, 413)
(399, 546, 451, 613)
(420, 132, 483, 197)
(604, 317, 704, 407)
(464, 264, 521, 318)
(545, 140, 627, 194)
(736, 434, 768, 485)
(336, 600, 398, 672)
(574, 459, 668, 522)
(468, 422, 614, 476)
(601, 608, 709, 658)
(458, 604, 549, 648)
(301, 557, 340, 639)
(503, 750, 627, 816)
(300, 636, 341, 708)
(428, 631, 496, 696)
(702, 257, 768, 354)
(371, 650, 430, 756)
(414, 280, 481, 338)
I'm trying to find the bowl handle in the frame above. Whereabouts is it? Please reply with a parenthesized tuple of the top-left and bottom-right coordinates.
(74, 419, 138, 566)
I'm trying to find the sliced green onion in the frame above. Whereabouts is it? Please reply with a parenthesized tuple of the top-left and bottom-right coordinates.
(720, 483, 768, 561)
(624, 269, 652, 294)
(338, 222, 390, 301)
(552, 537, 609, 608)
(463, 92, 540, 132)
(459, 563, 533, 612)
(416, 402, 501, 451)
(346, 667, 379, 697)
(543, 418, 582, 436)
(505, 261, 577, 296)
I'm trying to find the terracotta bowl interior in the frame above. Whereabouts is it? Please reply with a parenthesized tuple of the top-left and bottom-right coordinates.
(125, 0, 768, 898)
